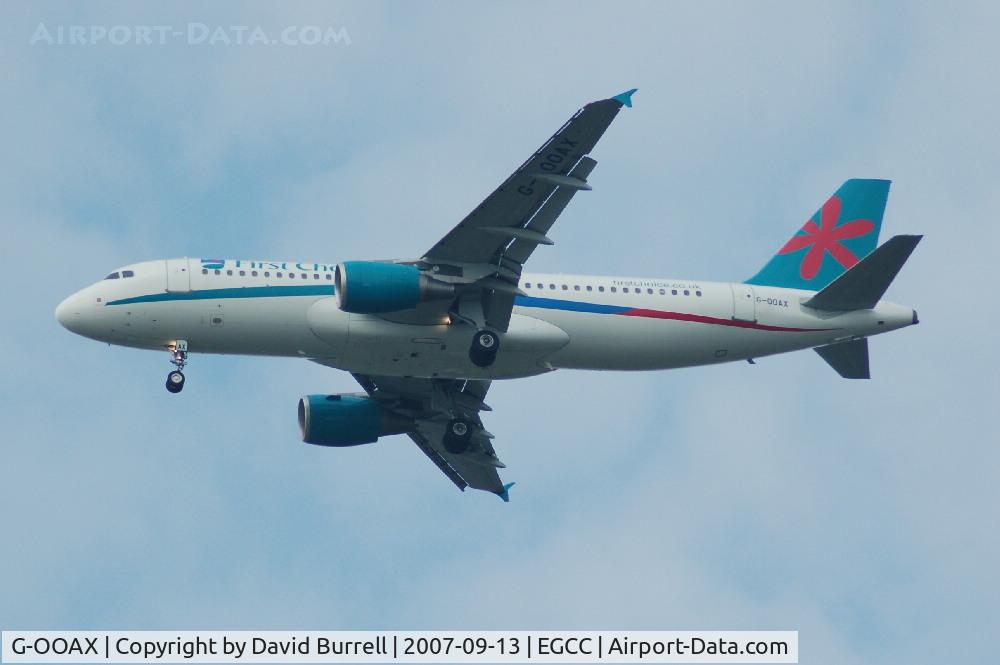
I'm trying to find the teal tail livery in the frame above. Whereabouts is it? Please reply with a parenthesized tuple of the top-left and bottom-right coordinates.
(746, 179, 891, 291)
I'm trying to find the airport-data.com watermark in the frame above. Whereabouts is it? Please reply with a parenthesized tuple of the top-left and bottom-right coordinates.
(29, 22, 352, 47)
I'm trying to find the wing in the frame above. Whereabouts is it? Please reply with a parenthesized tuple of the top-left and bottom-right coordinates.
(417, 89, 636, 331)
(351, 373, 514, 500)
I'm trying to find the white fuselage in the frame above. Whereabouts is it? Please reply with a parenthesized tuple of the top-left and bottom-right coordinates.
(55, 258, 916, 379)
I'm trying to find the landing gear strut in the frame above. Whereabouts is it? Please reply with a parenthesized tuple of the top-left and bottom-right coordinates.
(468, 329, 500, 368)
(166, 340, 188, 393)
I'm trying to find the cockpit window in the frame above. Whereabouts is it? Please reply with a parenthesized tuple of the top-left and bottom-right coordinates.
(122, 270, 134, 278)
(105, 272, 120, 280)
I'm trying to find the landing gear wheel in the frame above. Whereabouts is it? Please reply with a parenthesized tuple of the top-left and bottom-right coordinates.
(443, 418, 472, 454)
(166, 370, 185, 393)
(166, 340, 188, 393)
(469, 329, 500, 368)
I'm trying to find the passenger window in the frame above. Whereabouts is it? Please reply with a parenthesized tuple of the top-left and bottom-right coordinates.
(623, 287, 629, 293)
(549, 284, 555, 290)
(525, 283, 531, 288)
(561, 285, 568, 290)
(214, 269, 221, 276)
(313, 274, 319, 280)
(105, 272, 120, 280)
(659, 288, 665, 295)
(647, 288, 653, 294)
(671, 289, 677, 295)
(684, 289, 690, 296)
(289, 273, 295, 279)
(239, 270, 246, 276)
(202, 269, 208, 275)
(226, 270, 233, 276)
(252, 271, 258, 277)
(598, 286, 605, 292)
(586, 286, 592, 292)
(574, 285, 580, 291)
(264, 271, 271, 277)
(276, 272, 283, 277)
(696, 290, 702, 297)
(325, 274, 332, 280)
(611, 287, 617, 293)
(301, 273, 307, 279)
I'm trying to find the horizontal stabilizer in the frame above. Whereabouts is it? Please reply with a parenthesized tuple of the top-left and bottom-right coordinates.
(805, 235, 922, 311)
(815, 339, 870, 379)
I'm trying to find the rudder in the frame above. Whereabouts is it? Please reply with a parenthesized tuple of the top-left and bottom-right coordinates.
(746, 179, 890, 291)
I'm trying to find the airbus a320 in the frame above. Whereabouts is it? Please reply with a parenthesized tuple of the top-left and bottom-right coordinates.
(56, 90, 921, 500)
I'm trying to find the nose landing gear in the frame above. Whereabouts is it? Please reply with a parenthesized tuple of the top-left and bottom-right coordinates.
(166, 340, 188, 393)
(166, 370, 185, 392)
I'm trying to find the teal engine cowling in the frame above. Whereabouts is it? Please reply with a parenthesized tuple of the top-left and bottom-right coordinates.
(298, 394, 411, 447)
(334, 261, 454, 314)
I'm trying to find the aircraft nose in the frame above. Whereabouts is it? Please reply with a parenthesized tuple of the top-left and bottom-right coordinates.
(55, 293, 84, 333)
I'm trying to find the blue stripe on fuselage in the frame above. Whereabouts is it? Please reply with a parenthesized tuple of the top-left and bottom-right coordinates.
(106, 284, 632, 314)
(108, 290, 624, 312)
(512, 295, 627, 314)
(108, 290, 654, 315)
(106, 285, 334, 306)
(103, 289, 828, 333)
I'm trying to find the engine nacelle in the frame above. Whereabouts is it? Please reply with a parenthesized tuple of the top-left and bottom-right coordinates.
(298, 394, 410, 447)
(334, 261, 454, 313)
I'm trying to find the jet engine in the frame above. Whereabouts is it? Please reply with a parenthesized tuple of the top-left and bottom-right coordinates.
(298, 394, 410, 447)
(334, 261, 454, 313)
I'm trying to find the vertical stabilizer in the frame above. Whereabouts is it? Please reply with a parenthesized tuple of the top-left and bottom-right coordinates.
(747, 179, 890, 291)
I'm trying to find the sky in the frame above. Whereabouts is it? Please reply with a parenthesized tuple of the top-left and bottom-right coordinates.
(1, 1, 997, 662)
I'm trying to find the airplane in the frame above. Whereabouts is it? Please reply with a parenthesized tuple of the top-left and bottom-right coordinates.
(55, 89, 921, 501)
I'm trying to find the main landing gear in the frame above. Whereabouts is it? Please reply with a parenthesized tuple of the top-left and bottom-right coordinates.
(450, 300, 502, 368)
(166, 340, 188, 393)
(468, 329, 500, 368)
(443, 417, 473, 454)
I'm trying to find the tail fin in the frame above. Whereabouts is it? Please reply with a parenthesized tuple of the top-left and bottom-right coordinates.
(746, 179, 891, 291)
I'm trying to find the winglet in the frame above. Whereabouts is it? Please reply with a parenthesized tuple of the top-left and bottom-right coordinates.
(611, 88, 638, 108)
(498, 482, 516, 502)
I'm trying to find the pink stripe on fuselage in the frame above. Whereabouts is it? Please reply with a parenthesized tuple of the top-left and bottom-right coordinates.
(618, 308, 835, 333)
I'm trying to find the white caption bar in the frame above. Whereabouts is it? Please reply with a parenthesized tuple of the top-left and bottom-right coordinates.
(2, 631, 797, 664)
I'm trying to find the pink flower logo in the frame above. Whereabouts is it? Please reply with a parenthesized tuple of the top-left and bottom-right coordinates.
(779, 195, 874, 280)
